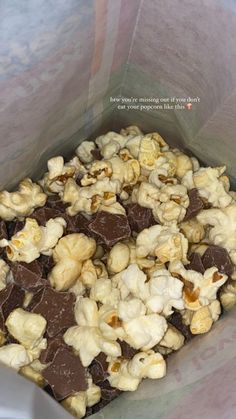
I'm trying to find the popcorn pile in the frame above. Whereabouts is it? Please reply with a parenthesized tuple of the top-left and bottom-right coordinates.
(0, 126, 235, 418)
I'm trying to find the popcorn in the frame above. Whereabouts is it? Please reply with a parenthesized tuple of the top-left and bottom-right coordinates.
(98, 305, 125, 341)
(40, 156, 77, 194)
(118, 299, 146, 322)
(6, 308, 47, 349)
(121, 264, 150, 301)
(209, 299, 221, 322)
(174, 150, 193, 178)
(81, 160, 112, 186)
(146, 269, 184, 316)
(123, 313, 167, 350)
(154, 151, 178, 177)
(107, 243, 130, 273)
(159, 324, 185, 351)
(220, 280, 236, 311)
(193, 166, 232, 208)
(95, 132, 128, 159)
(62, 381, 101, 418)
(0, 344, 31, 370)
(169, 261, 227, 310)
(132, 181, 160, 213)
(62, 178, 121, 216)
(110, 156, 140, 187)
(180, 218, 205, 243)
(0, 259, 9, 291)
(120, 125, 143, 137)
(19, 365, 45, 387)
(64, 325, 121, 367)
(90, 278, 120, 307)
(74, 297, 99, 327)
(138, 133, 168, 170)
(0, 178, 46, 221)
(75, 141, 96, 164)
(197, 204, 236, 264)
(108, 350, 166, 391)
(79, 259, 97, 287)
(0, 330, 6, 346)
(156, 184, 189, 224)
(190, 306, 213, 334)
(0, 217, 66, 263)
(49, 233, 96, 291)
(136, 224, 188, 263)
(99, 202, 126, 215)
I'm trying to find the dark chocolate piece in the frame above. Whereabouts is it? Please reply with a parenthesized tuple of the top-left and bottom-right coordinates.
(184, 188, 203, 221)
(11, 260, 47, 291)
(168, 312, 193, 342)
(88, 211, 131, 247)
(125, 203, 156, 233)
(0, 220, 7, 240)
(0, 284, 25, 331)
(118, 339, 138, 359)
(45, 195, 68, 212)
(91, 148, 102, 161)
(89, 353, 109, 384)
(37, 255, 55, 276)
(31, 287, 76, 337)
(202, 245, 234, 277)
(42, 347, 87, 401)
(186, 253, 205, 274)
(40, 336, 68, 364)
(30, 207, 62, 226)
(6, 220, 24, 238)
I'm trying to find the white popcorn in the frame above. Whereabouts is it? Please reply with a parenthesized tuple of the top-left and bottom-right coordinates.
(62, 392, 87, 419)
(49, 233, 96, 291)
(118, 299, 146, 322)
(133, 181, 160, 212)
(81, 160, 113, 186)
(180, 218, 205, 243)
(93, 260, 108, 279)
(136, 224, 188, 263)
(69, 280, 86, 297)
(0, 344, 31, 371)
(86, 381, 102, 407)
(121, 264, 150, 301)
(120, 125, 143, 137)
(75, 141, 96, 163)
(110, 156, 140, 187)
(156, 184, 189, 224)
(220, 280, 236, 311)
(174, 150, 193, 178)
(64, 326, 121, 367)
(79, 259, 97, 287)
(159, 324, 185, 351)
(108, 350, 166, 391)
(123, 313, 167, 350)
(149, 165, 177, 189)
(193, 166, 232, 208)
(138, 133, 168, 171)
(191, 156, 200, 172)
(0, 259, 9, 291)
(74, 297, 99, 327)
(169, 261, 227, 310)
(95, 132, 127, 159)
(209, 299, 221, 322)
(0, 217, 66, 263)
(107, 243, 130, 273)
(27, 338, 47, 361)
(90, 278, 120, 307)
(197, 204, 236, 263)
(6, 308, 46, 350)
(0, 178, 46, 221)
(98, 305, 125, 341)
(146, 269, 184, 316)
(62, 177, 121, 215)
(190, 306, 213, 335)
(99, 201, 126, 215)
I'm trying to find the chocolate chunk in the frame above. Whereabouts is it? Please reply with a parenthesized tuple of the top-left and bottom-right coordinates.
(186, 253, 205, 274)
(45, 195, 68, 212)
(91, 148, 102, 161)
(37, 255, 54, 276)
(168, 312, 193, 342)
(92, 380, 122, 413)
(11, 260, 47, 292)
(118, 340, 138, 359)
(184, 188, 203, 221)
(30, 207, 62, 226)
(202, 245, 234, 277)
(42, 347, 87, 401)
(88, 211, 131, 247)
(6, 220, 24, 238)
(31, 287, 76, 337)
(0, 284, 25, 331)
(0, 220, 7, 240)
(89, 353, 108, 384)
(40, 336, 68, 364)
(125, 203, 156, 233)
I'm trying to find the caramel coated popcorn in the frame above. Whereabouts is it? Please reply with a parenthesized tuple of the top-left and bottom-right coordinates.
(0, 126, 235, 418)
